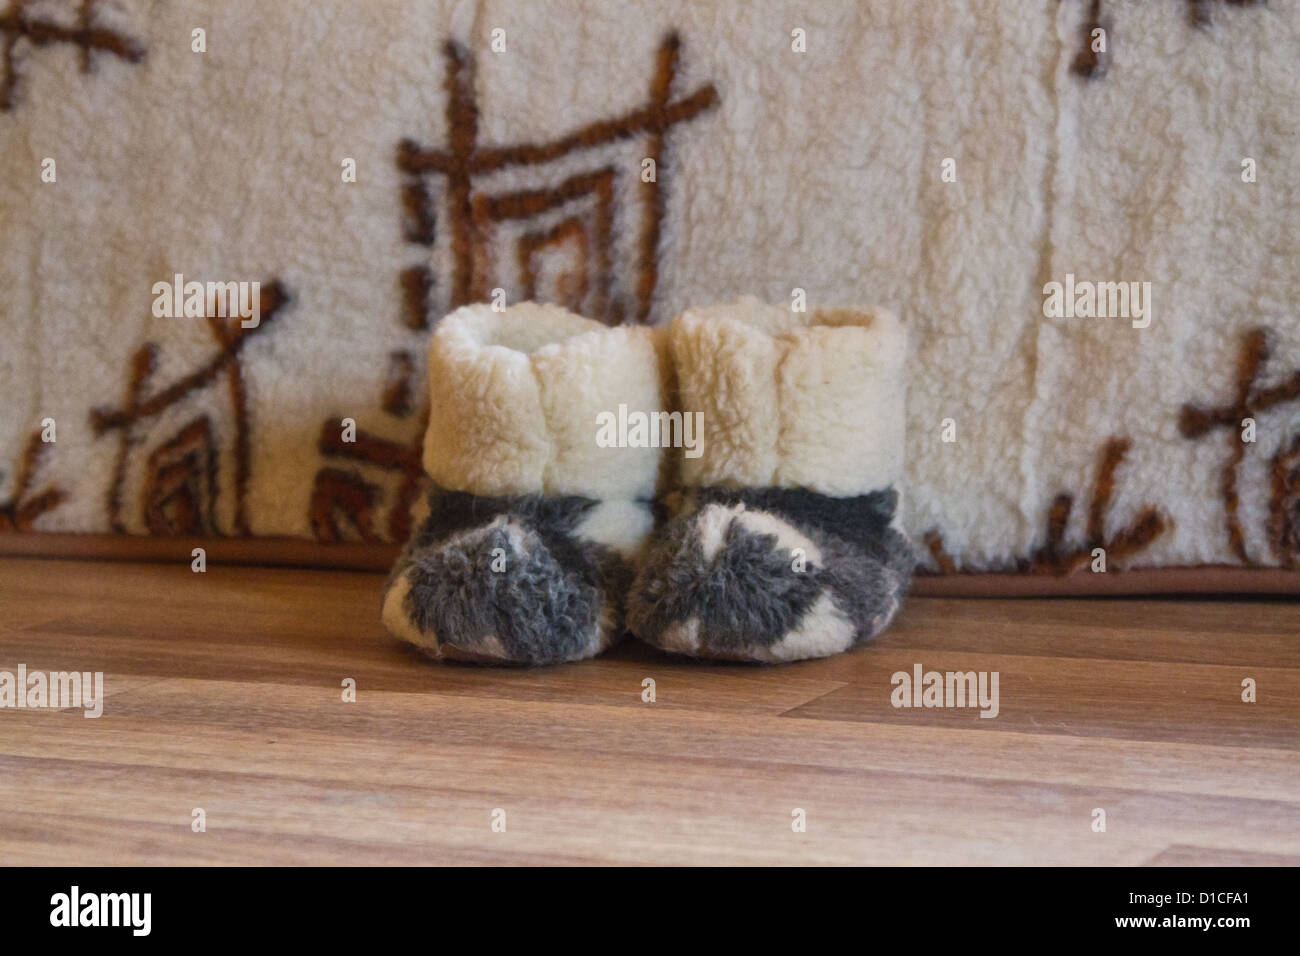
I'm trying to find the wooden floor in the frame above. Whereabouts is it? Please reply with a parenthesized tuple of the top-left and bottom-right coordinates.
(0, 557, 1297, 866)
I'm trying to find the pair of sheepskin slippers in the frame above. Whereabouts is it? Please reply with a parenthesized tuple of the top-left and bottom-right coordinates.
(381, 298, 913, 665)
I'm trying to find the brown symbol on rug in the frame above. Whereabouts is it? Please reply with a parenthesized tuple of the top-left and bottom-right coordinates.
(309, 31, 717, 544)
(1179, 328, 1300, 565)
(1069, 0, 1264, 80)
(395, 31, 719, 328)
(0, 0, 144, 111)
(309, 350, 428, 544)
(0, 429, 66, 531)
(90, 281, 290, 536)
(1029, 437, 1170, 574)
(1270, 433, 1300, 567)
(923, 437, 1170, 575)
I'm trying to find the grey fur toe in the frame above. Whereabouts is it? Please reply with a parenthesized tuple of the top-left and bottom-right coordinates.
(627, 487, 914, 663)
(382, 488, 638, 665)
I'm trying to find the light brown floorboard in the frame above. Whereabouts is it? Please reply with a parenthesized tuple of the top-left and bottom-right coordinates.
(0, 558, 1296, 865)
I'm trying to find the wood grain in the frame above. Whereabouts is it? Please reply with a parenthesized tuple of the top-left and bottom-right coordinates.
(0, 557, 1296, 865)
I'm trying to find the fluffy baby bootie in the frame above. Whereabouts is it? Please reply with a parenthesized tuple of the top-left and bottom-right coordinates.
(627, 299, 914, 663)
(382, 303, 667, 665)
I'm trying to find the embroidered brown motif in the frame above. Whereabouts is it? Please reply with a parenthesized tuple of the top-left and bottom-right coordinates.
(1029, 437, 1169, 574)
(1070, 0, 1111, 79)
(90, 281, 289, 536)
(310, 467, 384, 543)
(1180, 327, 1300, 565)
(1186, 0, 1264, 28)
(0, 429, 66, 531)
(310, 30, 718, 544)
(922, 437, 1169, 575)
(396, 31, 719, 327)
(309, 405, 428, 545)
(922, 529, 958, 574)
(0, 0, 144, 111)
(311, 350, 427, 544)
(140, 416, 218, 536)
(1069, 0, 1264, 80)
(380, 350, 417, 418)
(1269, 433, 1300, 567)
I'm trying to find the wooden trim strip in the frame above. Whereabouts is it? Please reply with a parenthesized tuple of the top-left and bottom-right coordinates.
(0, 533, 401, 572)
(0, 533, 1297, 594)
(913, 566, 1300, 597)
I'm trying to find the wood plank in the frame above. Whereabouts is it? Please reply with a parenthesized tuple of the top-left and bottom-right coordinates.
(0, 557, 1296, 865)
(782, 650, 1300, 748)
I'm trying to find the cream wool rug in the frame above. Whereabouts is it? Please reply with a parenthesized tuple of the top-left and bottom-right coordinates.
(1, 0, 1298, 587)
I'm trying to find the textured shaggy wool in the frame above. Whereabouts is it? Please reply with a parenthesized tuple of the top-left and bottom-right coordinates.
(380, 301, 664, 663)
(628, 300, 913, 662)
(2, 1, 1299, 589)
(383, 487, 638, 664)
(629, 486, 915, 662)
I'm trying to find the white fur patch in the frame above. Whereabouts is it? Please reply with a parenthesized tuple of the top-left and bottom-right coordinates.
(574, 500, 656, 557)
(694, 503, 737, 562)
(472, 634, 510, 659)
(733, 507, 823, 566)
(692, 502, 823, 566)
(866, 571, 904, 639)
(761, 592, 856, 662)
(439, 514, 528, 557)
(497, 517, 529, 555)
(657, 617, 702, 655)
(586, 621, 611, 657)
(381, 570, 438, 656)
